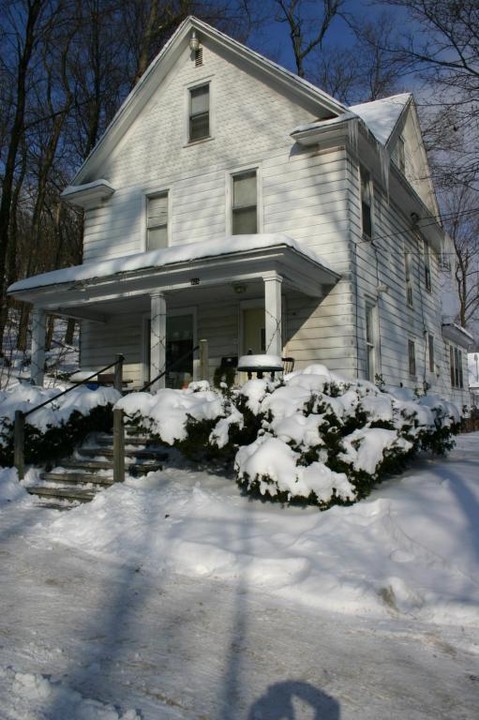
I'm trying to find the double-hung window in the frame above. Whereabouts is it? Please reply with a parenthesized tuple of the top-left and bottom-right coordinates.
(405, 252, 414, 307)
(360, 167, 373, 238)
(365, 302, 377, 381)
(428, 334, 435, 374)
(424, 241, 432, 291)
(147, 192, 168, 250)
(408, 339, 416, 377)
(232, 170, 257, 234)
(189, 84, 210, 142)
(450, 346, 464, 388)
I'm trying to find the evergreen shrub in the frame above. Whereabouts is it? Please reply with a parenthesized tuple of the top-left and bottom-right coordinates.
(117, 365, 460, 511)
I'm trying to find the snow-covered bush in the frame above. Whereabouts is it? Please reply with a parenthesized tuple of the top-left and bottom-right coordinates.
(116, 365, 460, 510)
(0, 384, 120, 466)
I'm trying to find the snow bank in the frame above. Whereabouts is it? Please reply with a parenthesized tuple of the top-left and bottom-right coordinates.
(5, 432, 471, 626)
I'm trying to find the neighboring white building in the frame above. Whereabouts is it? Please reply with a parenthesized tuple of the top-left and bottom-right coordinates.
(8, 16, 471, 405)
(468, 350, 479, 407)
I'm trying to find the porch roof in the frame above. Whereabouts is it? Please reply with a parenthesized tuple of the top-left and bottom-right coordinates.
(8, 234, 340, 320)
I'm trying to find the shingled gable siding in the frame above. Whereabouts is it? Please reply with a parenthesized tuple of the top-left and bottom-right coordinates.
(81, 45, 331, 262)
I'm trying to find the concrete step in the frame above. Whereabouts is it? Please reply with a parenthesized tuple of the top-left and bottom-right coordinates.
(61, 458, 163, 474)
(39, 471, 114, 487)
(26, 485, 95, 503)
(30, 431, 168, 506)
(79, 446, 169, 461)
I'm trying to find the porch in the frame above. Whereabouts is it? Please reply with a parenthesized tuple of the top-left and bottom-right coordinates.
(8, 234, 340, 388)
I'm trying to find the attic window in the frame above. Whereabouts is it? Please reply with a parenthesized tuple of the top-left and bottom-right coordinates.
(194, 47, 203, 67)
(189, 83, 209, 142)
(394, 136, 406, 173)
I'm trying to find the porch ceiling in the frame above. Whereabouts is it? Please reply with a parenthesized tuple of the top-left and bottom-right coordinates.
(9, 237, 340, 323)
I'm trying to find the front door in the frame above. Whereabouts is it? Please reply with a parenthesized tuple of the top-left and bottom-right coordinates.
(143, 312, 194, 388)
(166, 313, 194, 388)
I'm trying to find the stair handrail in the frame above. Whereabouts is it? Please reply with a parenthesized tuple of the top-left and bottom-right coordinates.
(14, 354, 124, 480)
(139, 345, 199, 392)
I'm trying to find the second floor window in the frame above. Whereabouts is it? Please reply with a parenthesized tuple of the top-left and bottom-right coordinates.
(428, 334, 434, 373)
(424, 241, 432, 291)
(147, 192, 168, 250)
(405, 252, 414, 307)
(189, 84, 209, 142)
(232, 170, 257, 234)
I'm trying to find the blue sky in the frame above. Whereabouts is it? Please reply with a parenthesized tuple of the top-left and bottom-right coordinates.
(246, 0, 405, 74)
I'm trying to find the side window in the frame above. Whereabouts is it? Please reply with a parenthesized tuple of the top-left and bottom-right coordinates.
(405, 252, 414, 307)
(450, 346, 464, 388)
(424, 240, 432, 291)
(360, 166, 373, 238)
(189, 84, 209, 142)
(232, 170, 257, 234)
(365, 301, 377, 381)
(394, 136, 405, 173)
(428, 334, 434, 373)
(408, 339, 416, 377)
(147, 192, 168, 250)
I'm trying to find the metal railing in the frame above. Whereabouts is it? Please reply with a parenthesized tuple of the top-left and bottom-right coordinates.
(13, 339, 210, 484)
(14, 354, 125, 480)
(140, 344, 200, 392)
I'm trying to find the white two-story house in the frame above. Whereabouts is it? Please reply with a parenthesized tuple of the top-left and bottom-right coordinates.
(9, 16, 471, 406)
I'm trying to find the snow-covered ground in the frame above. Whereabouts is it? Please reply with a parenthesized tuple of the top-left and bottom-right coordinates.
(0, 432, 478, 719)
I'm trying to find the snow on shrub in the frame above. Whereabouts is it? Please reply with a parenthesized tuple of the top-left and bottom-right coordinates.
(0, 383, 120, 466)
(116, 386, 224, 445)
(116, 365, 459, 510)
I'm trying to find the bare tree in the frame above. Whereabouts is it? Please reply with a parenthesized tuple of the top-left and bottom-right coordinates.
(273, 0, 345, 78)
(440, 187, 479, 333)
(378, 0, 479, 191)
(313, 12, 406, 102)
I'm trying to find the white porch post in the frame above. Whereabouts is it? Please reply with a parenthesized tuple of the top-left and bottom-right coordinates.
(263, 272, 283, 357)
(150, 292, 166, 390)
(31, 307, 46, 386)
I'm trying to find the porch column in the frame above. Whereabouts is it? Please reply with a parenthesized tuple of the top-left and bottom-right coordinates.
(31, 307, 46, 386)
(150, 292, 166, 391)
(263, 272, 283, 357)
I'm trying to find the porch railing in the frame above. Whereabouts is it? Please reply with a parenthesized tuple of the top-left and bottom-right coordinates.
(13, 339, 210, 485)
(139, 339, 208, 392)
(14, 354, 125, 481)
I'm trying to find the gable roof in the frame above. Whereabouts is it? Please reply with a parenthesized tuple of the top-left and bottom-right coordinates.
(349, 94, 411, 146)
(71, 16, 347, 184)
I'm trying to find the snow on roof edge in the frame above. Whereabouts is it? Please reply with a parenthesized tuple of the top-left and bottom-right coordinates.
(8, 235, 336, 294)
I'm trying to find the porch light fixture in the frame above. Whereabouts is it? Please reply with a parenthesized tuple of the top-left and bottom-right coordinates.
(189, 30, 200, 53)
(233, 283, 246, 295)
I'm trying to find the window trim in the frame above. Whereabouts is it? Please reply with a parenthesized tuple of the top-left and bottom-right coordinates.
(187, 82, 211, 144)
(450, 345, 464, 389)
(146, 190, 169, 251)
(365, 300, 378, 382)
(408, 338, 416, 378)
(228, 166, 261, 235)
(424, 240, 432, 292)
(405, 252, 414, 308)
(428, 333, 435, 374)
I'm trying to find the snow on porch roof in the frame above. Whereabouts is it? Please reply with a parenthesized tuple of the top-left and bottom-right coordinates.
(8, 234, 335, 294)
